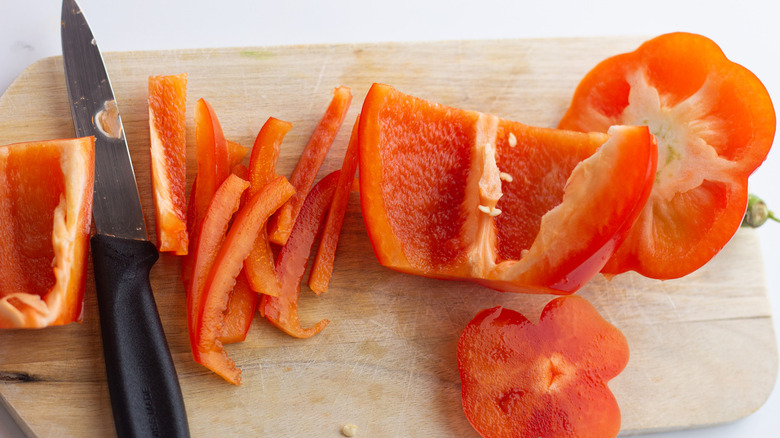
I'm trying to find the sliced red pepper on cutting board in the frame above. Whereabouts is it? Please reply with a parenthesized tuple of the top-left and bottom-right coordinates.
(244, 117, 293, 297)
(457, 296, 629, 438)
(309, 115, 360, 294)
(187, 173, 249, 350)
(267, 86, 352, 245)
(559, 32, 776, 279)
(195, 175, 294, 384)
(261, 171, 340, 338)
(358, 84, 657, 294)
(0, 137, 94, 328)
(148, 73, 189, 255)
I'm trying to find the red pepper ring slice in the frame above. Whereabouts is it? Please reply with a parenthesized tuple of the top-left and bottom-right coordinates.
(457, 296, 629, 438)
(195, 175, 295, 384)
(261, 170, 340, 338)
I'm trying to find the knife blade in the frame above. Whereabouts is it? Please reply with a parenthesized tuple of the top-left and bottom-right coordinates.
(60, 1, 190, 437)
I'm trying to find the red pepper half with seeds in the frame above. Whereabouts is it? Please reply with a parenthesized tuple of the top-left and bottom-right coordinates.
(559, 32, 776, 279)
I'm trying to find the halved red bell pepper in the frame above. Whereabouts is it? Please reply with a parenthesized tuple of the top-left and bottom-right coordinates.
(268, 86, 352, 245)
(261, 170, 340, 338)
(195, 175, 294, 384)
(559, 32, 776, 279)
(309, 116, 360, 294)
(0, 137, 94, 328)
(148, 73, 189, 255)
(244, 117, 293, 297)
(457, 296, 629, 438)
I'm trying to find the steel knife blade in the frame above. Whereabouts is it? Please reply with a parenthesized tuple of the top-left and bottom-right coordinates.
(61, 0, 190, 437)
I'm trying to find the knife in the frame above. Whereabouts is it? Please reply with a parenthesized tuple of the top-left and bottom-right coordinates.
(60, 1, 190, 437)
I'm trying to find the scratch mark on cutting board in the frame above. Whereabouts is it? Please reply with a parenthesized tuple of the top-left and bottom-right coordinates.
(309, 59, 329, 113)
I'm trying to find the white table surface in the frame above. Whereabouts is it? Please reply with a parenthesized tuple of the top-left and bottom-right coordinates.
(1, 0, 778, 437)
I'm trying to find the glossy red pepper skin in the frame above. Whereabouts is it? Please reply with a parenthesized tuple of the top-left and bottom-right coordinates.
(195, 176, 295, 384)
(309, 116, 360, 294)
(268, 86, 352, 246)
(244, 117, 293, 297)
(261, 171, 340, 338)
(457, 296, 629, 438)
(186, 174, 249, 350)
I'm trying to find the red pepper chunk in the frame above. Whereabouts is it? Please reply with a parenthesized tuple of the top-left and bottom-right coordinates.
(268, 86, 352, 246)
(457, 296, 629, 438)
(196, 176, 295, 384)
(244, 117, 293, 297)
(261, 171, 340, 338)
(308, 115, 360, 294)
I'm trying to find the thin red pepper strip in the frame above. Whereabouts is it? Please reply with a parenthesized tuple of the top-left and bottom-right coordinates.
(219, 271, 257, 344)
(267, 86, 352, 246)
(182, 98, 231, 286)
(196, 176, 295, 384)
(308, 115, 360, 294)
(244, 117, 293, 297)
(261, 170, 340, 338)
(187, 173, 249, 350)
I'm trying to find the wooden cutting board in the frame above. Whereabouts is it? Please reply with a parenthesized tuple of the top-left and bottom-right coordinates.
(0, 37, 776, 437)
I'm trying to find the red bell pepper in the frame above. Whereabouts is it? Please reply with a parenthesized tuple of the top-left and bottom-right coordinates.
(559, 32, 775, 279)
(358, 84, 656, 294)
(457, 296, 629, 438)
(148, 73, 189, 255)
(244, 117, 293, 297)
(308, 116, 360, 294)
(186, 173, 249, 348)
(0, 137, 94, 328)
(182, 98, 231, 286)
(219, 271, 257, 344)
(261, 170, 340, 338)
(267, 86, 352, 246)
(195, 175, 295, 384)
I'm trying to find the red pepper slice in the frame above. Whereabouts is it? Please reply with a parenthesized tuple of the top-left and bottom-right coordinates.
(244, 117, 293, 297)
(558, 32, 776, 279)
(186, 173, 249, 349)
(267, 86, 352, 246)
(308, 116, 360, 294)
(261, 171, 340, 338)
(195, 175, 295, 384)
(457, 296, 629, 438)
(148, 73, 188, 255)
(182, 99, 231, 287)
(219, 271, 257, 344)
(0, 137, 94, 328)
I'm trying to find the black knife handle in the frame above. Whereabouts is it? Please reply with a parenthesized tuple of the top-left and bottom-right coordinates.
(91, 234, 190, 438)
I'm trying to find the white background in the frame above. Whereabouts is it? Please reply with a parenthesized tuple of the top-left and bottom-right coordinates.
(1, 0, 779, 437)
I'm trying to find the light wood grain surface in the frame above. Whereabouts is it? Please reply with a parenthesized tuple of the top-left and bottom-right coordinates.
(0, 37, 776, 437)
